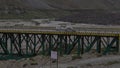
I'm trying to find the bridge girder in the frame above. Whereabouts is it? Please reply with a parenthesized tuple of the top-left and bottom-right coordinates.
(0, 32, 119, 60)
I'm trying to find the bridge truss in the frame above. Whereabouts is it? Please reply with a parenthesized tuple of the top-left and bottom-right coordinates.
(0, 30, 119, 60)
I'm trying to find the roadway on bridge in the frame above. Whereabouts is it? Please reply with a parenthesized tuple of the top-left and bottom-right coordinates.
(0, 26, 120, 34)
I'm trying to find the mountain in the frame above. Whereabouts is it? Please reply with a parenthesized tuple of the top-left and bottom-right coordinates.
(0, 0, 120, 10)
(0, 0, 120, 19)
(56, 10, 120, 25)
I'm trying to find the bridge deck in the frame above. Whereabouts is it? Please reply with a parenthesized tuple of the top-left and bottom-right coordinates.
(0, 29, 119, 37)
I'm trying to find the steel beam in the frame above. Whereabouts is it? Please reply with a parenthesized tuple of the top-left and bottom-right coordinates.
(0, 32, 119, 60)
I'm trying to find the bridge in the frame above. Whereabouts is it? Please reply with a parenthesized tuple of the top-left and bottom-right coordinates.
(0, 27, 120, 60)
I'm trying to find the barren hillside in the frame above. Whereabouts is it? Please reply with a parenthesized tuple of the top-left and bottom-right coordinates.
(0, 0, 120, 19)
(0, 0, 120, 9)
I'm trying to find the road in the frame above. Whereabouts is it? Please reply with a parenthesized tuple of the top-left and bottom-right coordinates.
(0, 26, 120, 34)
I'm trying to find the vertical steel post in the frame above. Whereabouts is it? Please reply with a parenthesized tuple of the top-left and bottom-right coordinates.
(118, 35, 120, 52)
(10, 34, 13, 56)
(67, 35, 71, 54)
(49, 35, 52, 55)
(59, 35, 63, 55)
(18, 34, 22, 55)
(77, 36, 81, 56)
(2, 34, 9, 54)
(26, 34, 29, 56)
(116, 36, 119, 52)
(5, 34, 8, 54)
(0, 34, 8, 54)
(96, 36, 101, 53)
(81, 36, 84, 54)
(33, 34, 36, 55)
(41, 34, 45, 55)
(64, 35, 67, 54)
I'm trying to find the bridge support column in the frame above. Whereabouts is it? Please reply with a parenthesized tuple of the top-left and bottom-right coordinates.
(119, 35, 120, 53)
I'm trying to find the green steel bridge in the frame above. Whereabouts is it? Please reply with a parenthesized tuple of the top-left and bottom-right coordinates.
(0, 29, 120, 60)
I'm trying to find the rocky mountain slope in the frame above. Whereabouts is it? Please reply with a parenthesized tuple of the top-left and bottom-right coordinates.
(0, 0, 120, 10)
(56, 10, 120, 25)
(0, 0, 120, 19)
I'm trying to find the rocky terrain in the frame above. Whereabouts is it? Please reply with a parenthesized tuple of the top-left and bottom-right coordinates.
(0, 53, 120, 68)
(56, 10, 120, 25)
(1, 0, 120, 9)
(0, 0, 120, 20)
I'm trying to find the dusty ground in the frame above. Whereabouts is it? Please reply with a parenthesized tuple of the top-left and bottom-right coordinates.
(0, 53, 120, 68)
